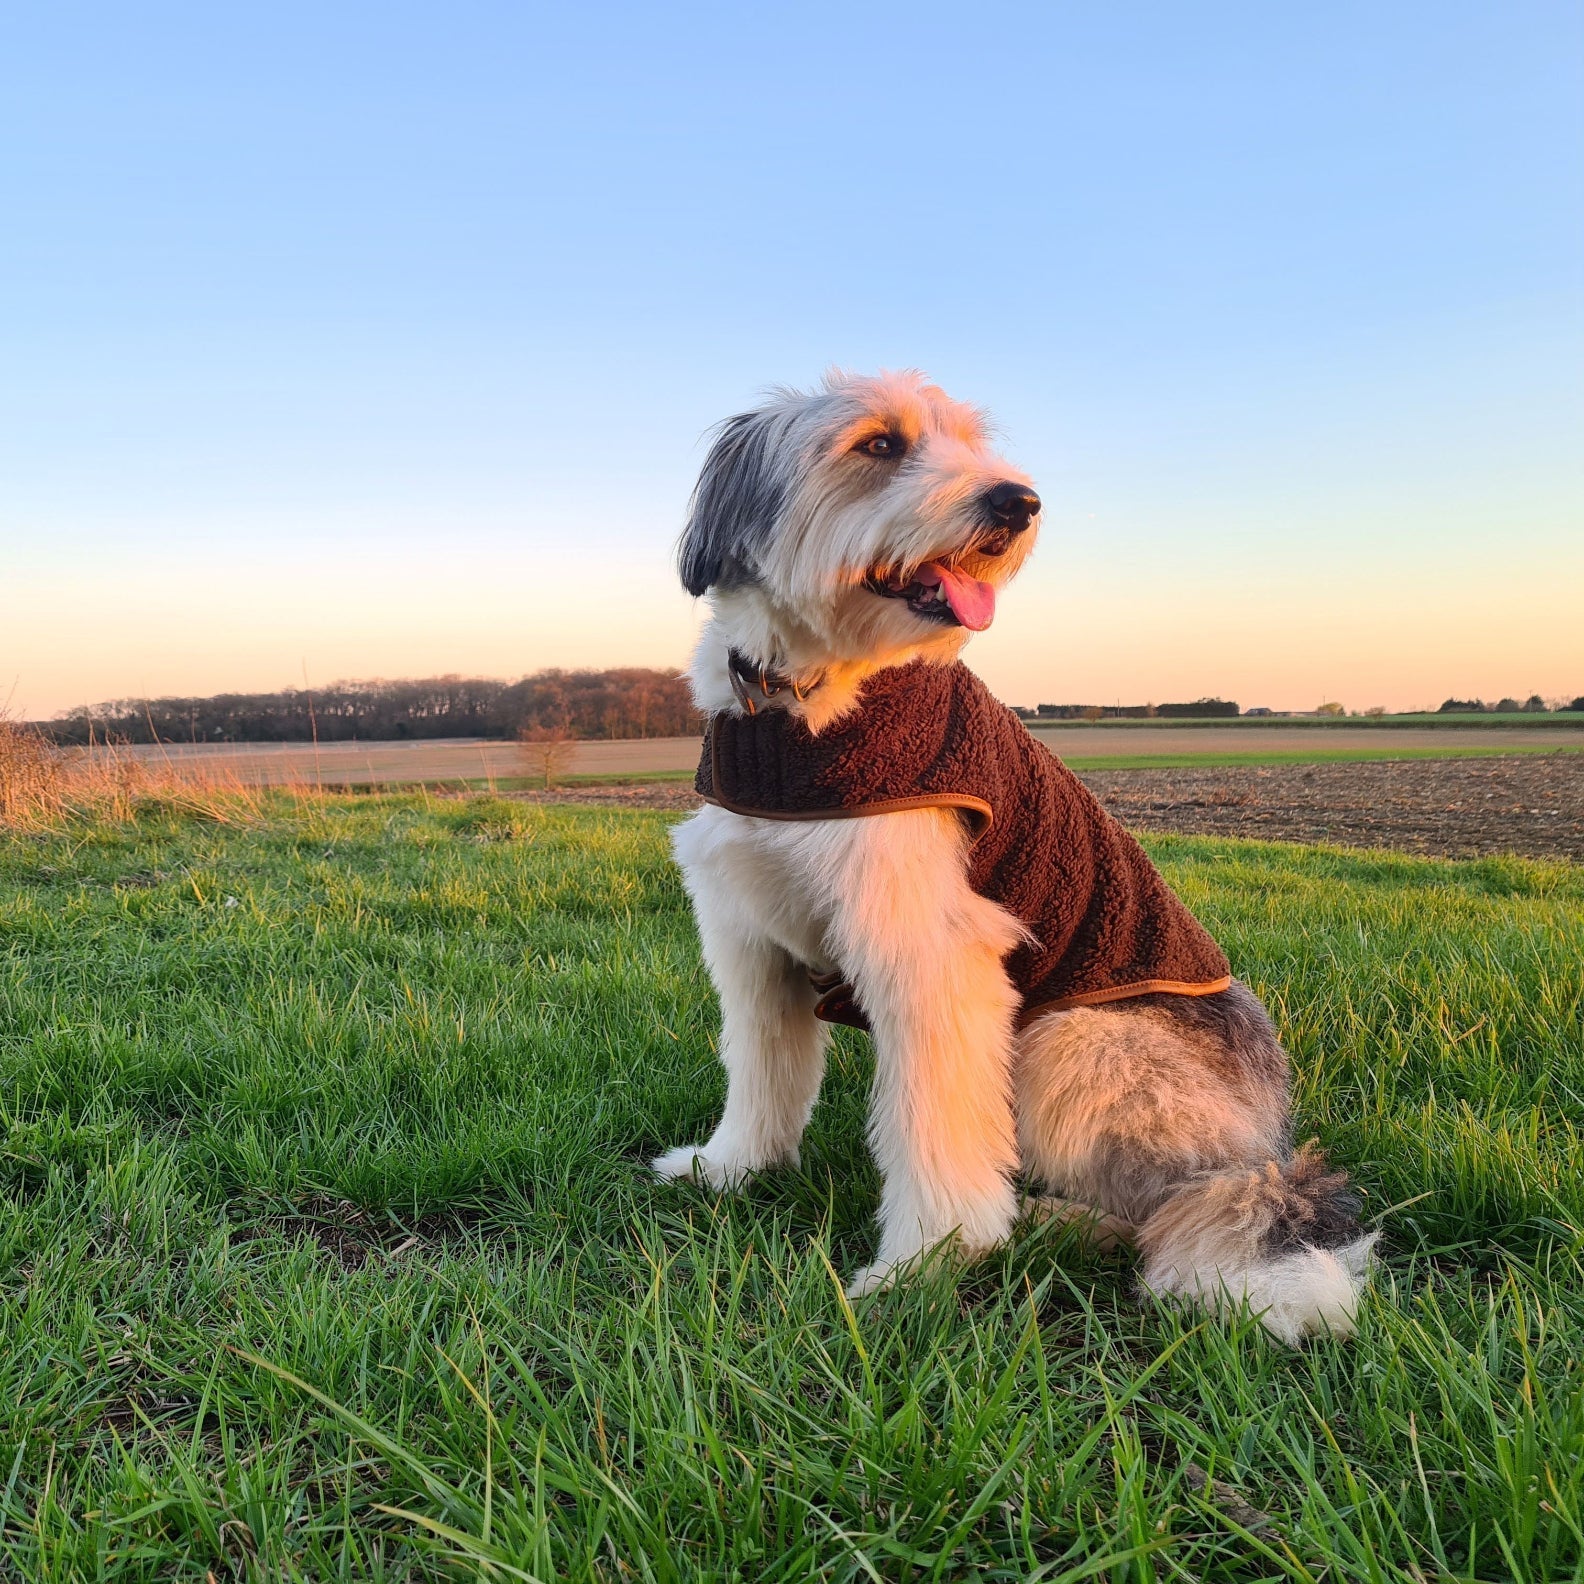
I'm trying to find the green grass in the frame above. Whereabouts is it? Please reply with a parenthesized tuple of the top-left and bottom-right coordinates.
(1, 796, 1581, 1580)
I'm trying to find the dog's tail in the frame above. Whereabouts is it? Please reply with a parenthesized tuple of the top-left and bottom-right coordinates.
(1134, 1143, 1376, 1345)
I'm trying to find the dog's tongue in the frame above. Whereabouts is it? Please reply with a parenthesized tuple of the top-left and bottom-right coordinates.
(919, 561, 996, 631)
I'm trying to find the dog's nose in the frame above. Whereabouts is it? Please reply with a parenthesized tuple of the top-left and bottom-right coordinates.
(985, 482, 1041, 532)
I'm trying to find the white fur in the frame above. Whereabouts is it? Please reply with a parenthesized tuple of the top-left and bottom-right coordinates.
(656, 373, 1042, 1295)
(653, 370, 1372, 1339)
(657, 803, 1025, 1294)
(1140, 1232, 1379, 1346)
(680, 371, 1038, 733)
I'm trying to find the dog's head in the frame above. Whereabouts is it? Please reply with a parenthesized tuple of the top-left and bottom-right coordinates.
(678, 371, 1039, 668)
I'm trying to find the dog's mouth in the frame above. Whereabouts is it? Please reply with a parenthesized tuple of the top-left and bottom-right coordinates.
(862, 564, 994, 629)
(863, 532, 1017, 632)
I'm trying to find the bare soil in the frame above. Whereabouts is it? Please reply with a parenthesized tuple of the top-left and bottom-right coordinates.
(1076, 754, 1583, 862)
(512, 754, 1584, 862)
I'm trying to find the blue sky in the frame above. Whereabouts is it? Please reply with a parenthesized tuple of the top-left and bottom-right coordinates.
(4, 1, 1580, 716)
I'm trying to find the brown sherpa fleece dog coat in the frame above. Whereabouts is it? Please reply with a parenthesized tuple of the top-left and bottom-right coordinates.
(696, 659, 1232, 1030)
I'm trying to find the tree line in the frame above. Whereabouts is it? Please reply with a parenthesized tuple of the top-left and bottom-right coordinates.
(1019, 698, 1240, 720)
(38, 670, 700, 745)
(1438, 695, 1581, 714)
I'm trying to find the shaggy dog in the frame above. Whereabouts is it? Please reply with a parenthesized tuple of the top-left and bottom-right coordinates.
(653, 371, 1374, 1343)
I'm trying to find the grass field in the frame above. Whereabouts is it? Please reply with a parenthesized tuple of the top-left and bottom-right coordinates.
(2, 795, 1582, 1580)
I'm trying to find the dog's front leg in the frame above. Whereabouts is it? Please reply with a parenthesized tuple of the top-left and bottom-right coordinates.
(651, 919, 829, 1191)
(829, 813, 1023, 1298)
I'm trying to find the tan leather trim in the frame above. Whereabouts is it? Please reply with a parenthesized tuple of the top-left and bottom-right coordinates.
(1016, 975, 1234, 1028)
(808, 973, 1234, 1033)
(702, 730, 994, 838)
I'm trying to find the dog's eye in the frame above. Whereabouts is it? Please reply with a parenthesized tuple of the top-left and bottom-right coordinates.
(857, 433, 905, 459)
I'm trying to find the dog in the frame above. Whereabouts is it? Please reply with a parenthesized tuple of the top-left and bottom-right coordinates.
(653, 370, 1374, 1344)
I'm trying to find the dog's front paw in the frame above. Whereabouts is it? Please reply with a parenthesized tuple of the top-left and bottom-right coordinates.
(650, 1145, 754, 1191)
(844, 1260, 900, 1300)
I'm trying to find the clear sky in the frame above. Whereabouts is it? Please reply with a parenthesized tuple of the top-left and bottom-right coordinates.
(3, 1, 1581, 719)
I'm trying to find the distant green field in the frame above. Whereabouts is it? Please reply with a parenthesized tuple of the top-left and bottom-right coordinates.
(1060, 743, 1584, 771)
(1029, 712, 1584, 730)
(329, 770, 704, 794)
(389, 745, 1584, 792)
(2, 797, 1581, 1578)
(559, 769, 699, 785)
(490, 768, 698, 790)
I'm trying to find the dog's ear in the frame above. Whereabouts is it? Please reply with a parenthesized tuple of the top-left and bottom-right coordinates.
(678, 409, 788, 596)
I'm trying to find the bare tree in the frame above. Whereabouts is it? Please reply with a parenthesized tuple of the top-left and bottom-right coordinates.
(518, 724, 576, 789)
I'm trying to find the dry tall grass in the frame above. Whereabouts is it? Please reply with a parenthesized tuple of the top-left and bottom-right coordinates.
(0, 715, 66, 825)
(0, 712, 268, 830)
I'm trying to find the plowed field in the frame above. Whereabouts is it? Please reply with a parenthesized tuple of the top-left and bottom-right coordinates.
(517, 753, 1583, 861)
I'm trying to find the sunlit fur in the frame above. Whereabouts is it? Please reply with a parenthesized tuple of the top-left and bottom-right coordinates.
(1015, 1005, 1374, 1344)
(655, 371, 1373, 1342)
(681, 370, 1039, 731)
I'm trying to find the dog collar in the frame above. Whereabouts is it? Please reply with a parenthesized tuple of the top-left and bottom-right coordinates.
(726, 649, 824, 716)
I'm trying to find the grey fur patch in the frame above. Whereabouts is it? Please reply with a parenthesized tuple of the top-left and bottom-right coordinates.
(677, 409, 790, 596)
(1120, 981, 1292, 1113)
(1089, 1138, 1191, 1225)
(1068, 983, 1303, 1224)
